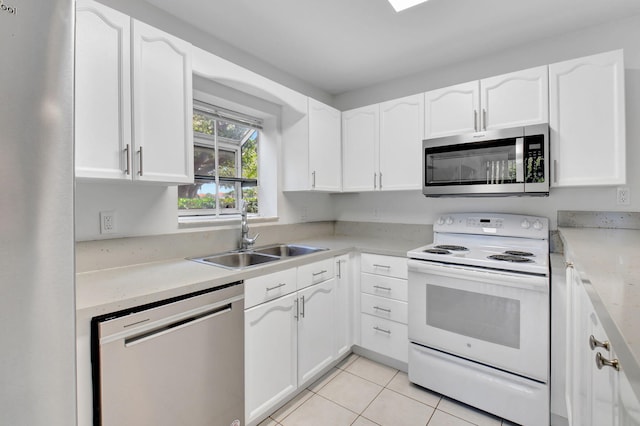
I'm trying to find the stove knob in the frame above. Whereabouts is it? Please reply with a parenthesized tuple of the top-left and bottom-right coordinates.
(445, 216, 454, 225)
(533, 220, 543, 230)
(521, 219, 531, 229)
(436, 216, 445, 225)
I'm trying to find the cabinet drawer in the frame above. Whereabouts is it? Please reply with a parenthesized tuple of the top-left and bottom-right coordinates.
(361, 293, 408, 324)
(360, 313, 408, 363)
(297, 258, 335, 290)
(361, 273, 408, 302)
(361, 253, 407, 279)
(244, 268, 297, 309)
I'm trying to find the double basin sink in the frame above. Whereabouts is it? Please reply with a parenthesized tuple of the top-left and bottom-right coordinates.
(190, 244, 328, 270)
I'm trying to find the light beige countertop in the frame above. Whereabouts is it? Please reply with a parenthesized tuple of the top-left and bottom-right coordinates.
(558, 227, 640, 399)
(76, 235, 420, 318)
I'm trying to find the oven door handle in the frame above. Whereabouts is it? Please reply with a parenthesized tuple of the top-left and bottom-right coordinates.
(407, 259, 548, 292)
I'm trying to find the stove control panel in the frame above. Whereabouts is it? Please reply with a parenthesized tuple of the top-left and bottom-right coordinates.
(434, 213, 549, 238)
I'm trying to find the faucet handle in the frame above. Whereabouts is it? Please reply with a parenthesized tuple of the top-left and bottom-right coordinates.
(247, 233, 260, 244)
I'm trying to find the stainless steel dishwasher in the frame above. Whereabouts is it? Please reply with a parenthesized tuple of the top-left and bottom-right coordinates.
(91, 281, 244, 426)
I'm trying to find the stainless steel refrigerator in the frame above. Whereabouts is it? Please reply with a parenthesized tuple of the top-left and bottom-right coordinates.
(0, 1, 77, 425)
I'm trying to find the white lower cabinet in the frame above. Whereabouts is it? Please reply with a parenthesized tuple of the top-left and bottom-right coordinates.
(245, 257, 350, 425)
(359, 253, 409, 363)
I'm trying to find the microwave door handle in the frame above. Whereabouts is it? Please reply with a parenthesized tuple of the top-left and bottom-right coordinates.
(515, 137, 524, 182)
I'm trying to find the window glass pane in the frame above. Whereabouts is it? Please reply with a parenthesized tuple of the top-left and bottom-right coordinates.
(242, 131, 258, 180)
(218, 149, 237, 178)
(217, 120, 252, 142)
(218, 182, 237, 210)
(193, 112, 214, 136)
(194, 146, 216, 177)
(177, 182, 217, 210)
(242, 187, 258, 213)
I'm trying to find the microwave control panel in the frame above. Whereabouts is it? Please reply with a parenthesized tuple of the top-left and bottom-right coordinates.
(524, 135, 545, 183)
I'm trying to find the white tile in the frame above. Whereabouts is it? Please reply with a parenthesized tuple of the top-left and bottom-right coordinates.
(362, 388, 435, 426)
(279, 394, 358, 426)
(427, 410, 475, 426)
(437, 398, 502, 426)
(271, 389, 313, 422)
(352, 416, 380, 426)
(318, 370, 383, 414)
(307, 367, 341, 393)
(345, 356, 397, 386)
(386, 371, 441, 408)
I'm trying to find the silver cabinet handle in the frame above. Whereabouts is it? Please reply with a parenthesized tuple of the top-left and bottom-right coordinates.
(373, 326, 391, 334)
(373, 264, 391, 269)
(373, 306, 391, 313)
(266, 283, 286, 292)
(373, 285, 392, 291)
(300, 295, 305, 318)
(294, 298, 299, 320)
(379, 172, 383, 190)
(474, 110, 478, 131)
(482, 108, 487, 130)
(137, 146, 143, 176)
(596, 352, 620, 371)
(590, 335, 611, 351)
(124, 144, 131, 175)
(336, 260, 342, 279)
(312, 270, 327, 277)
(374, 172, 377, 189)
(312, 171, 316, 188)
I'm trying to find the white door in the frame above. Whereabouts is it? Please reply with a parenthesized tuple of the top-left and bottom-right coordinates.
(245, 293, 298, 423)
(75, 0, 131, 180)
(308, 99, 342, 191)
(297, 279, 336, 385)
(334, 255, 351, 357)
(480, 66, 549, 131)
(342, 105, 378, 191)
(131, 20, 194, 184)
(549, 50, 626, 187)
(424, 81, 479, 139)
(379, 94, 424, 191)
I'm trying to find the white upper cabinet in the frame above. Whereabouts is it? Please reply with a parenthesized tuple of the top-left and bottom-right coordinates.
(379, 94, 424, 191)
(342, 105, 379, 192)
(131, 20, 193, 184)
(75, 1, 194, 184)
(424, 66, 548, 138)
(75, 0, 131, 180)
(308, 99, 342, 191)
(480, 66, 549, 130)
(424, 81, 478, 139)
(549, 50, 626, 187)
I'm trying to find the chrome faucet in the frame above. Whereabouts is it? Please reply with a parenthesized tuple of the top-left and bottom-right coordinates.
(240, 200, 259, 250)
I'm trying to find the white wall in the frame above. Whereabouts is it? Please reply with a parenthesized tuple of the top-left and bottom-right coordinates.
(331, 14, 640, 230)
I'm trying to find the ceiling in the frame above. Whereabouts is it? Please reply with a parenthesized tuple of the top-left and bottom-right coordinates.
(145, 0, 640, 96)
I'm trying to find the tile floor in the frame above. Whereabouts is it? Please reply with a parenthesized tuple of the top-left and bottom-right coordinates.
(258, 353, 518, 426)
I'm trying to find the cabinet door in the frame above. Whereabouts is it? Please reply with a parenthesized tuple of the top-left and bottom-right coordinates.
(549, 50, 625, 187)
(335, 255, 352, 357)
(309, 99, 342, 191)
(619, 369, 640, 425)
(245, 293, 298, 423)
(342, 105, 378, 191)
(424, 81, 479, 139)
(379, 94, 424, 191)
(297, 279, 336, 385)
(588, 306, 618, 426)
(131, 20, 194, 184)
(480, 66, 549, 130)
(75, 0, 131, 180)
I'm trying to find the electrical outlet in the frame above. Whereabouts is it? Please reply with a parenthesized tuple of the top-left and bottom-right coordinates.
(100, 211, 116, 234)
(617, 187, 630, 205)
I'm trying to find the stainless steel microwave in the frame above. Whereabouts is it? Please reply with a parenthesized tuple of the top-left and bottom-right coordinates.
(423, 124, 549, 197)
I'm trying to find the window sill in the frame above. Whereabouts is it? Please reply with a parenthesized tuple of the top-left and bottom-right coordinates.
(178, 215, 279, 229)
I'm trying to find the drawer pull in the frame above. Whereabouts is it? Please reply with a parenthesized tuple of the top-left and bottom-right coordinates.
(312, 270, 328, 277)
(373, 264, 391, 269)
(373, 285, 392, 291)
(266, 283, 286, 292)
(589, 335, 610, 351)
(595, 352, 620, 371)
(373, 306, 391, 313)
(373, 326, 391, 334)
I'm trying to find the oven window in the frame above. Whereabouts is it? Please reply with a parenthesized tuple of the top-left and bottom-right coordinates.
(426, 284, 520, 349)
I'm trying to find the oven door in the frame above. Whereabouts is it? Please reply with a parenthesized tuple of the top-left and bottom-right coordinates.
(408, 259, 549, 382)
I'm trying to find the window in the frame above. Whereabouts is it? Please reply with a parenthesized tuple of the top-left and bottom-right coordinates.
(178, 101, 260, 217)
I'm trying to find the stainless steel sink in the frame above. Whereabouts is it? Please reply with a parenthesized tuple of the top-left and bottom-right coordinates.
(193, 251, 280, 270)
(190, 244, 327, 269)
(253, 244, 328, 257)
